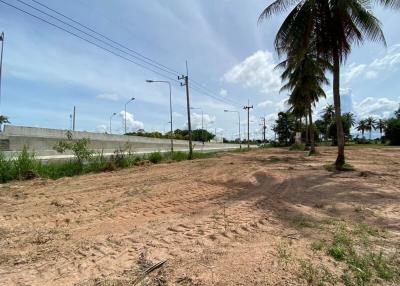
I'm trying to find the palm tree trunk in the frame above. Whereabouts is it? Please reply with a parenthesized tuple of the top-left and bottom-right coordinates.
(304, 115, 309, 150)
(309, 106, 316, 155)
(333, 52, 345, 167)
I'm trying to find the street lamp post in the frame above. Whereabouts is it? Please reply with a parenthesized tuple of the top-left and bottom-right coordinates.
(109, 112, 117, 134)
(146, 80, 173, 153)
(0, 32, 4, 113)
(191, 107, 204, 143)
(124, 97, 135, 134)
(224, 109, 241, 149)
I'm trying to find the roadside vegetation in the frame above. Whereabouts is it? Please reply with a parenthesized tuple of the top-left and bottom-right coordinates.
(279, 217, 400, 286)
(0, 140, 224, 184)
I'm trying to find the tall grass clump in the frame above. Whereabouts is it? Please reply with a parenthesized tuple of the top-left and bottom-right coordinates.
(148, 152, 162, 164)
(13, 146, 37, 180)
(0, 152, 14, 183)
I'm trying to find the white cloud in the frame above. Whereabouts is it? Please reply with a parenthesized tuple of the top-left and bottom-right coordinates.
(223, 50, 281, 94)
(96, 93, 120, 101)
(118, 111, 144, 131)
(343, 63, 366, 83)
(96, 124, 108, 133)
(275, 98, 289, 111)
(353, 97, 398, 119)
(343, 45, 400, 82)
(219, 89, 228, 97)
(257, 100, 273, 108)
(187, 112, 216, 129)
(173, 111, 183, 117)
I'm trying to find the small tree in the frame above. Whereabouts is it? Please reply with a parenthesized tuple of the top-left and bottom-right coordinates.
(54, 132, 93, 169)
(0, 115, 10, 131)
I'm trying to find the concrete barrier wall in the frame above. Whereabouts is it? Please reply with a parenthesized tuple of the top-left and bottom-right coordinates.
(0, 125, 239, 155)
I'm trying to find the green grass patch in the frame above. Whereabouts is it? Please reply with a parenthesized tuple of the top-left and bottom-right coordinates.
(326, 224, 399, 285)
(324, 163, 355, 172)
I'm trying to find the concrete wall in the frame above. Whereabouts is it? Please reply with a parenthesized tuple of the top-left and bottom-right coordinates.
(0, 125, 240, 157)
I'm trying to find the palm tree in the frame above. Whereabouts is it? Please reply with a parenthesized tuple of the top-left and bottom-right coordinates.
(376, 119, 387, 137)
(279, 53, 329, 154)
(259, 0, 394, 168)
(357, 119, 367, 138)
(0, 115, 10, 131)
(365, 116, 377, 140)
(342, 113, 356, 128)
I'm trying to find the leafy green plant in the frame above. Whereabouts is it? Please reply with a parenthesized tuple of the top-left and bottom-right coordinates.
(13, 146, 37, 180)
(54, 136, 93, 167)
(0, 152, 14, 183)
(148, 152, 162, 164)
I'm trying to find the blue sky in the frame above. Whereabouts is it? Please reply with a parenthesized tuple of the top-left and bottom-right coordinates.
(0, 0, 399, 139)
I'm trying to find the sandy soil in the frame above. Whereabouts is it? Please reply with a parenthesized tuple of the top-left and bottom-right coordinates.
(0, 147, 399, 285)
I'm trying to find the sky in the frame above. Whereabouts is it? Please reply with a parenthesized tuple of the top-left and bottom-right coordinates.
(0, 0, 399, 139)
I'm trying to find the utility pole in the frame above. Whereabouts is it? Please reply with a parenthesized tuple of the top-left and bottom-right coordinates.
(178, 61, 193, 159)
(243, 101, 253, 149)
(72, 106, 76, 131)
(261, 117, 266, 144)
(0, 32, 4, 114)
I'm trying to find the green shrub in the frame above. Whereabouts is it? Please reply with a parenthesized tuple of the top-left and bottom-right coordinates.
(13, 146, 37, 180)
(148, 152, 162, 164)
(37, 160, 83, 179)
(0, 152, 14, 183)
(171, 151, 187, 162)
(289, 143, 305, 151)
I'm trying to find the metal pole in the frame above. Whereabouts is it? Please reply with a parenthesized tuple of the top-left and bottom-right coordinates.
(0, 32, 4, 114)
(124, 103, 127, 134)
(238, 111, 241, 149)
(124, 97, 135, 134)
(201, 110, 204, 143)
(179, 61, 192, 159)
(109, 112, 116, 134)
(168, 82, 173, 153)
(72, 106, 76, 131)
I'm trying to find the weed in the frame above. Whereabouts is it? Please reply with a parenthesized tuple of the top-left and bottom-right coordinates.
(14, 146, 37, 180)
(291, 215, 317, 229)
(289, 143, 305, 151)
(311, 240, 326, 252)
(324, 163, 355, 172)
(148, 152, 162, 164)
(0, 152, 14, 182)
(276, 242, 291, 266)
(298, 259, 337, 285)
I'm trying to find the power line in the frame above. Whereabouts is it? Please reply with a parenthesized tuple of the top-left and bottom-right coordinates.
(2, 0, 241, 107)
(30, 0, 182, 76)
(15, 0, 179, 77)
(0, 0, 180, 84)
(27, 0, 240, 108)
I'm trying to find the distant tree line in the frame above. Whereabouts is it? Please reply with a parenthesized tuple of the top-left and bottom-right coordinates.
(271, 104, 400, 146)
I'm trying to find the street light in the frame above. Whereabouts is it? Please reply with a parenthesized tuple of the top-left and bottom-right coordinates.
(146, 80, 174, 152)
(124, 97, 135, 134)
(191, 107, 204, 143)
(224, 109, 241, 149)
(0, 32, 4, 113)
(109, 112, 117, 134)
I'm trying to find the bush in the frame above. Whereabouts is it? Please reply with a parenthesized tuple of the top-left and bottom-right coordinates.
(171, 151, 187, 162)
(385, 118, 400, 145)
(13, 146, 37, 180)
(289, 143, 305, 151)
(148, 152, 162, 164)
(0, 152, 14, 183)
(37, 160, 83, 179)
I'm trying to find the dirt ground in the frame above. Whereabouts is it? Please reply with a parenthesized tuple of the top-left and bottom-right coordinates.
(0, 147, 399, 286)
